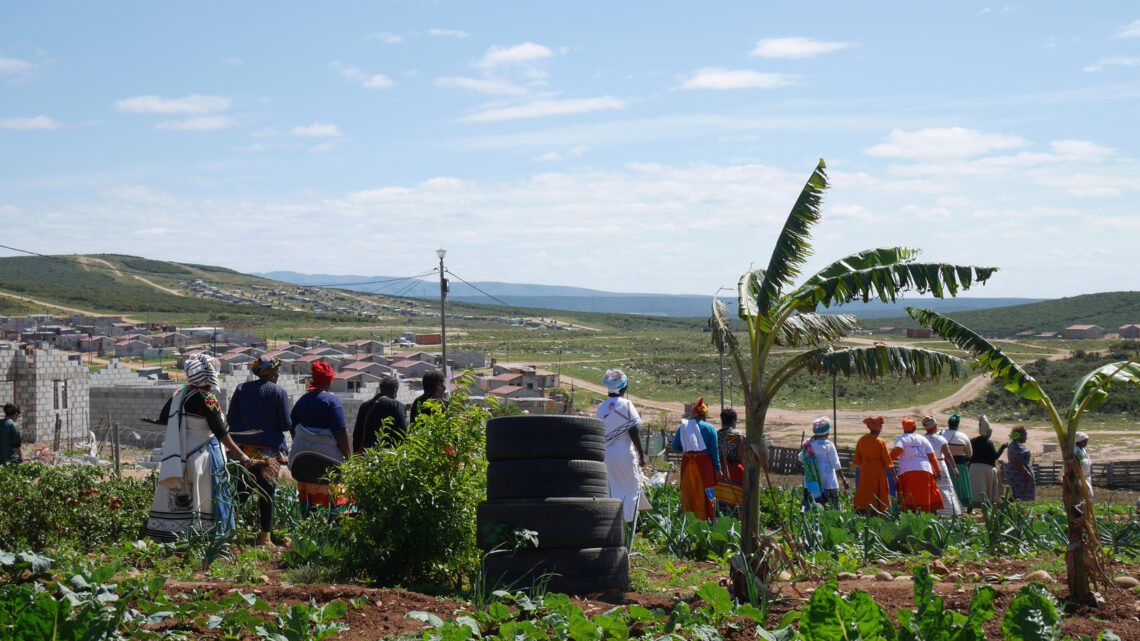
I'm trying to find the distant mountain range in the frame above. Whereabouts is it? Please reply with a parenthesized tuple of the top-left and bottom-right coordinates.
(256, 270, 1045, 319)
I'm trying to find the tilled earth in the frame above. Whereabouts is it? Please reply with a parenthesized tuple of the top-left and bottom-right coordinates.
(150, 555, 1140, 640)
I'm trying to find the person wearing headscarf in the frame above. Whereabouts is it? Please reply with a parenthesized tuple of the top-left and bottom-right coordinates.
(596, 369, 649, 523)
(145, 354, 252, 541)
(1074, 432, 1093, 501)
(890, 418, 943, 513)
(227, 355, 292, 546)
(1002, 425, 1035, 502)
(671, 398, 721, 520)
(922, 416, 962, 516)
(853, 416, 894, 514)
(717, 408, 744, 485)
(968, 415, 1006, 508)
(289, 361, 351, 515)
(799, 417, 848, 511)
(941, 412, 973, 509)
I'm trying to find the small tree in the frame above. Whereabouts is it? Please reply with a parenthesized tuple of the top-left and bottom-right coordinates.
(908, 307, 1140, 606)
(709, 159, 998, 565)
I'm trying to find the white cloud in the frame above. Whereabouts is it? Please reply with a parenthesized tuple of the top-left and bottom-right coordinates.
(155, 115, 236, 131)
(114, 94, 231, 115)
(222, 57, 243, 66)
(1029, 173, 1138, 198)
(435, 76, 527, 95)
(369, 32, 405, 44)
(681, 68, 796, 90)
(0, 57, 34, 76)
(0, 115, 63, 130)
(1083, 56, 1140, 72)
(250, 127, 279, 138)
(457, 97, 626, 123)
(1115, 19, 1140, 38)
(331, 62, 394, 89)
(830, 204, 888, 222)
(1049, 139, 1114, 161)
(427, 29, 469, 38)
(475, 42, 554, 67)
(866, 127, 1027, 159)
(292, 122, 343, 137)
(751, 37, 855, 59)
(310, 141, 341, 152)
(535, 151, 562, 162)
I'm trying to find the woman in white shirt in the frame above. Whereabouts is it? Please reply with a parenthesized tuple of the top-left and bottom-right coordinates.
(596, 369, 649, 523)
(890, 418, 944, 513)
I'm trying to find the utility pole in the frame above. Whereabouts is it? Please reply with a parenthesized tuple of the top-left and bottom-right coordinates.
(437, 249, 448, 383)
(832, 372, 838, 447)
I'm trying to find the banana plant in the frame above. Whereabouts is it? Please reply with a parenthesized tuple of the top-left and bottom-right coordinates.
(709, 159, 998, 574)
(907, 307, 1140, 606)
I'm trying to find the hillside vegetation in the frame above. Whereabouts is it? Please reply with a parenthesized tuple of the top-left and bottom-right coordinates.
(868, 291, 1140, 337)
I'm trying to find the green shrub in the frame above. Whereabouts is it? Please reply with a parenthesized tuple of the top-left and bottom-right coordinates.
(0, 463, 153, 550)
(334, 388, 490, 589)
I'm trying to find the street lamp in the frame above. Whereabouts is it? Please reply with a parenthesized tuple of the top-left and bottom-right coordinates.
(437, 249, 448, 384)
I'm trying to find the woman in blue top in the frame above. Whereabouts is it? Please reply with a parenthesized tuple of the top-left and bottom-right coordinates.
(289, 361, 350, 515)
(671, 398, 720, 521)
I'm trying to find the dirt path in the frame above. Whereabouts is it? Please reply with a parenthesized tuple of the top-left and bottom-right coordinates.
(132, 275, 183, 296)
(75, 255, 123, 277)
(0, 289, 140, 322)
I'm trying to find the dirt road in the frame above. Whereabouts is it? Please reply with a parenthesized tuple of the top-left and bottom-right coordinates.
(132, 275, 183, 296)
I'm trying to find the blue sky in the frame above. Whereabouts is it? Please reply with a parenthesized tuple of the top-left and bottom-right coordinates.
(1, 3, 1138, 299)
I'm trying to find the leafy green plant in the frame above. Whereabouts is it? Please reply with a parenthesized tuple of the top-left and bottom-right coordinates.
(256, 599, 348, 641)
(334, 383, 490, 589)
(1000, 583, 1062, 641)
(0, 462, 152, 549)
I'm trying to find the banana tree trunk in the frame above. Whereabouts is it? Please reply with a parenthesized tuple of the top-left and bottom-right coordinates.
(1062, 452, 1093, 605)
(741, 395, 767, 559)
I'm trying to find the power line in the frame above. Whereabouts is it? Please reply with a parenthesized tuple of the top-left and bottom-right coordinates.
(445, 268, 515, 308)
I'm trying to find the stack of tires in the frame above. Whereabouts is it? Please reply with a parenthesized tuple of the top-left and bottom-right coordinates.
(478, 415, 630, 594)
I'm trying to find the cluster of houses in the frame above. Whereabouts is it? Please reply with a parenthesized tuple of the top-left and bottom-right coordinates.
(180, 277, 587, 331)
(0, 312, 568, 447)
(1015, 324, 1140, 340)
(870, 323, 1140, 341)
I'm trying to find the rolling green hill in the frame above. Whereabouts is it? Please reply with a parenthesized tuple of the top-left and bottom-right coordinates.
(864, 291, 1140, 338)
(0, 254, 711, 333)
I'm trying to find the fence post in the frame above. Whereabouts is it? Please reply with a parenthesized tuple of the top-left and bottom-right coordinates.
(112, 421, 121, 477)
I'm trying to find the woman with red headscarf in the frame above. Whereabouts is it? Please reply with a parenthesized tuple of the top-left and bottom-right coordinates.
(853, 416, 894, 514)
(288, 361, 351, 515)
(890, 418, 943, 513)
(670, 398, 721, 521)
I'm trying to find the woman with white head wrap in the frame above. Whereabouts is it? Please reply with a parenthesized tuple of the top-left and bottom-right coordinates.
(968, 415, 1007, 508)
(596, 369, 649, 523)
(1074, 432, 1092, 500)
(145, 354, 252, 541)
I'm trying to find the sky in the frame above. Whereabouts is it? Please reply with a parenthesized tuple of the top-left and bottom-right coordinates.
(1, 3, 1139, 300)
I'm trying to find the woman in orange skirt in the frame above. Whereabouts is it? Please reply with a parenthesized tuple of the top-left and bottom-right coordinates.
(670, 398, 721, 521)
(890, 418, 943, 513)
(853, 416, 894, 514)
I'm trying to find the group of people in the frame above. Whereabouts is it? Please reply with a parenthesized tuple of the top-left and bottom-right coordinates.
(594, 366, 1105, 525)
(144, 353, 448, 543)
(596, 369, 746, 524)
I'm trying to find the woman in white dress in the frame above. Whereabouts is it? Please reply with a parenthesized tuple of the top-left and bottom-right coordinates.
(922, 415, 962, 517)
(596, 369, 650, 523)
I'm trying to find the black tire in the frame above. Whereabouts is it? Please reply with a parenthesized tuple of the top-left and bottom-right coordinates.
(486, 415, 606, 462)
(483, 547, 629, 595)
(486, 459, 609, 500)
(477, 498, 623, 550)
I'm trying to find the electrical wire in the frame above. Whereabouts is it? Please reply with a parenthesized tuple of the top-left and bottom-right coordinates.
(445, 268, 515, 308)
